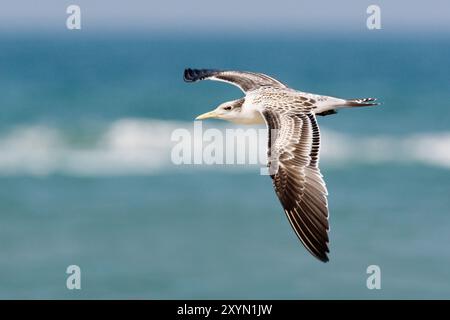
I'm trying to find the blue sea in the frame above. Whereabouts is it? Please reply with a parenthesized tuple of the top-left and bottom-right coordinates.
(0, 32, 449, 299)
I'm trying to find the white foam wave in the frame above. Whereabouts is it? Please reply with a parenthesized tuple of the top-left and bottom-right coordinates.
(0, 119, 177, 176)
(0, 118, 448, 176)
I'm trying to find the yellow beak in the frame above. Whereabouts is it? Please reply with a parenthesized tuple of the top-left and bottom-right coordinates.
(195, 110, 218, 120)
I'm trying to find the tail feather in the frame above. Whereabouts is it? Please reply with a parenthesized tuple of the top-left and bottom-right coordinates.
(316, 97, 379, 116)
(344, 97, 379, 107)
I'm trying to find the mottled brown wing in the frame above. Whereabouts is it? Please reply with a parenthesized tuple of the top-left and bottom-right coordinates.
(262, 109, 330, 262)
(184, 68, 288, 92)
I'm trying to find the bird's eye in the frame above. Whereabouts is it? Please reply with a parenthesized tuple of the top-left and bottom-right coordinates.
(224, 106, 232, 111)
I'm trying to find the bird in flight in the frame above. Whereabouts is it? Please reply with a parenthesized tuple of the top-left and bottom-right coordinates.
(184, 68, 378, 262)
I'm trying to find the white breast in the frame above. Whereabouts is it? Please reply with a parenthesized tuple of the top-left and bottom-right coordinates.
(232, 97, 265, 125)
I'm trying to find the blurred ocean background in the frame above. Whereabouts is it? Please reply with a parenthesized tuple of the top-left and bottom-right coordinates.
(0, 0, 450, 299)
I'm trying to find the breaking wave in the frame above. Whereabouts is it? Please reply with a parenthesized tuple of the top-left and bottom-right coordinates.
(0, 118, 448, 176)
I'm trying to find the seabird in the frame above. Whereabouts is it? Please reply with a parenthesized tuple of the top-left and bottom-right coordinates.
(184, 68, 378, 262)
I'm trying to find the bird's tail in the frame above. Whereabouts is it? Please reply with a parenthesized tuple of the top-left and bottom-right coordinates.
(316, 97, 379, 116)
(343, 97, 379, 107)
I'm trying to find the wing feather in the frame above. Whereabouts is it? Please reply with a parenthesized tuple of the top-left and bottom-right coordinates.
(184, 68, 288, 92)
(262, 109, 330, 262)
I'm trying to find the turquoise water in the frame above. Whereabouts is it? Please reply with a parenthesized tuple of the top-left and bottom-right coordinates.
(0, 33, 449, 298)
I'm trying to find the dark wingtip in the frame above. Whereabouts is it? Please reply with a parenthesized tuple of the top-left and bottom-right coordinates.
(314, 251, 329, 263)
(183, 68, 196, 82)
(183, 68, 222, 82)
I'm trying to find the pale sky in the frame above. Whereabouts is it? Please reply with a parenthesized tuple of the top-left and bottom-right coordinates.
(1, 0, 449, 34)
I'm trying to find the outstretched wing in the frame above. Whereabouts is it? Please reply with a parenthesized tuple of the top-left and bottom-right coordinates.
(184, 68, 288, 93)
(262, 109, 330, 262)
